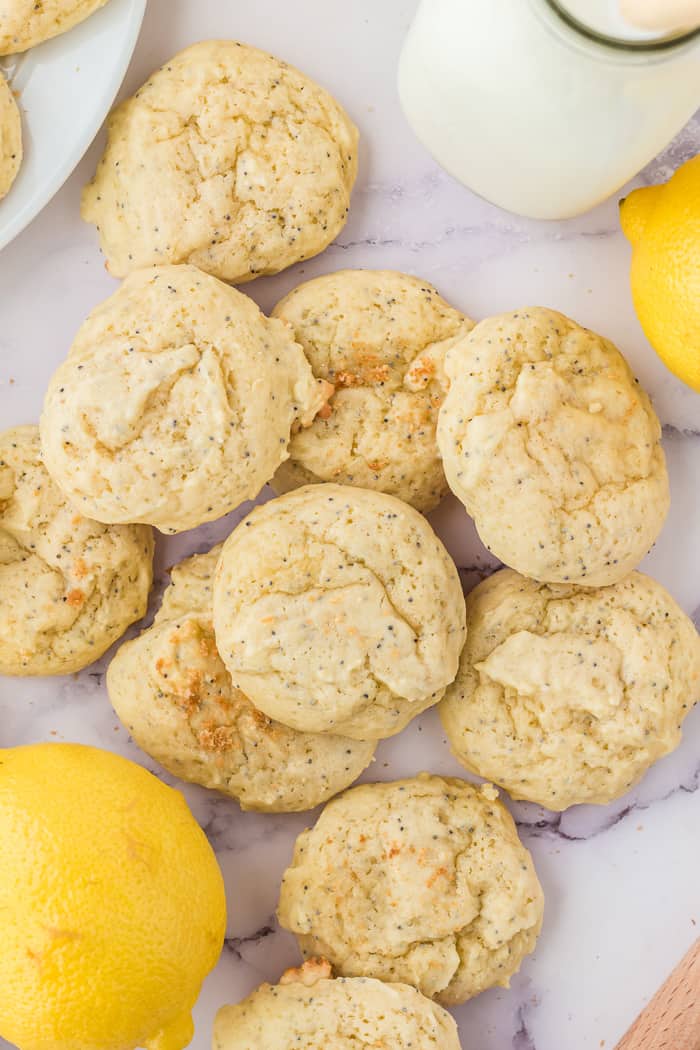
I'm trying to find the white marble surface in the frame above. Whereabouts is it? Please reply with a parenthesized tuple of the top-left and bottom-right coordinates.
(1, 2, 699, 1048)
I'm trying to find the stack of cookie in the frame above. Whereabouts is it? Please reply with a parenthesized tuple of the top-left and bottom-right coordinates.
(2, 35, 699, 1050)
(0, 0, 119, 200)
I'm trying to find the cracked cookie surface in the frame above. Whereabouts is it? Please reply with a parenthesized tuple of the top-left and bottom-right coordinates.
(440, 568, 700, 810)
(0, 425, 153, 675)
(81, 40, 358, 282)
(0, 0, 107, 54)
(0, 71, 20, 198)
(437, 308, 670, 586)
(271, 270, 473, 512)
(212, 484, 466, 740)
(40, 265, 328, 534)
(277, 775, 544, 1004)
(213, 958, 462, 1049)
(107, 545, 375, 812)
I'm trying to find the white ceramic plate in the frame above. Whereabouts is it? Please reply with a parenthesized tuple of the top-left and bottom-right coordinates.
(0, 0, 146, 250)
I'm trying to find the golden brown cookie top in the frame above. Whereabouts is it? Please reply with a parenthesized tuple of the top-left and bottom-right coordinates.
(213, 484, 466, 740)
(272, 269, 473, 512)
(107, 545, 375, 812)
(0, 0, 108, 55)
(213, 958, 462, 1050)
(0, 425, 152, 675)
(441, 567, 700, 809)
(81, 40, 358, 282)
(437, 307, 669, 586)
(40, 265, 327, 534)
(278, 773, 544, 1004)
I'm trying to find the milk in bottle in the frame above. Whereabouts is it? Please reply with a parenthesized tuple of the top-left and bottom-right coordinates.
(398, 0, 700, 218)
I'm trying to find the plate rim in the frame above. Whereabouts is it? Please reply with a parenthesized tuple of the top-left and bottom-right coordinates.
(0, 0, 148, 252)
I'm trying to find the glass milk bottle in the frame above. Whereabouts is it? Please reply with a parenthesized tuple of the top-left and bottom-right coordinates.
(398, 0, 700, 219)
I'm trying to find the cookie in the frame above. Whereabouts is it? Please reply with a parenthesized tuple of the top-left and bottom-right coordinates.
(0, 425, 153, 676)
(271, 270, 473, 511)
(440, 568, 700, 810)
(107, 546, 375, 812)
(0, 71, 20, 198)
(213, 958, 462, 1050)
(0, 0, 107, 54)
(437, 308, 670, 586)
(40, 265, 329, 535)
(81, 40, 358, 282)
(278, 774, 544, 1004)
(213, 484, 466, 740)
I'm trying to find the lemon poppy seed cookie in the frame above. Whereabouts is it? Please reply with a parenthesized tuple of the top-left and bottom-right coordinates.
(440, 568, 700, 810)
(271, 270, 473, 512)
(437, 308, 670, 586)
(0, 72, 21, 199)
(107, 546, 375, 812)
(0, 0, 108, 54)
(213, 958, 463, 1050)
(81, 40, 358, 282)
(0, 425, 153, 676)
(213, 485, 466, 740)
(40, 265, 329, 534)
(278, 775, 544, 1004)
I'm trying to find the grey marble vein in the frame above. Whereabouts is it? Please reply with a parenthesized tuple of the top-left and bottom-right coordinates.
(641, 112, 700, 183)
(518, 761, 700, 843)
(512, 1003, 538, 1050)
(330, 221, 620, 255)
(663, 423, 700, 439)
(225, 923, 276, 962)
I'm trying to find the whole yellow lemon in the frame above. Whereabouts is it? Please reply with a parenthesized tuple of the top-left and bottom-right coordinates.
(0, 743, 226, 1050)
(620, 154, 700, 392)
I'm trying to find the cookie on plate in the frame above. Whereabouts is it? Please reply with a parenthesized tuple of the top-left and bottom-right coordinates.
(0, 0, 107, 54)
(81, 40, 358, 283)
(107, 545, 375, 812)
(271, 270, 473, 512)
(440, 568, 700, 810)
(213, 958, 462, 1050)
(40, 265, 329, 534)
(437, 308, 670, 586)
(0, 425, 153, 676)
(278, 774, 544, 1004)
(213, 484, 466, 740)
(0, 72, 21, 198)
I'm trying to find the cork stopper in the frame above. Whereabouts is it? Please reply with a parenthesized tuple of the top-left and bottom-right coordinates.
(555, 0, 699, 39)
(619, 0, 700, 32)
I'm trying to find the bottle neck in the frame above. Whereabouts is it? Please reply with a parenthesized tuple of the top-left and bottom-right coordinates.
(546, 0, 700, 49)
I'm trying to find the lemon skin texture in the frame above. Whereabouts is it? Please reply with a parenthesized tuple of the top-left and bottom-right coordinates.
(621, 155, 700, 392)
(0, 743, 226, 1050)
